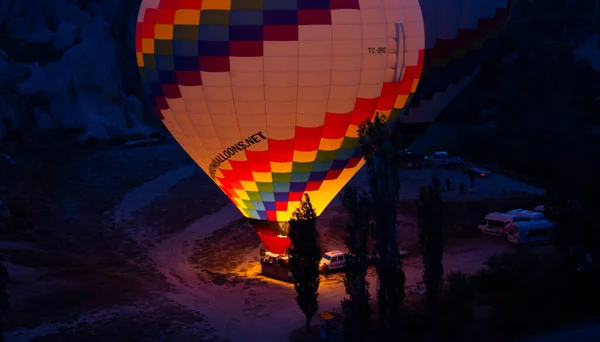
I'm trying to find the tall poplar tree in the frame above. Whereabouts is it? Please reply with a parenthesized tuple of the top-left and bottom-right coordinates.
(341, 187, 371, 340)
(417, 175, 444, 303)
(289, 194, 322, 332)
(357, 113, 405, 332)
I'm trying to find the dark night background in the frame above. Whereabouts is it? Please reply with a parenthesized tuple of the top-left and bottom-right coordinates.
(0, 0, 599, 341)
(1, 0, 598, 182)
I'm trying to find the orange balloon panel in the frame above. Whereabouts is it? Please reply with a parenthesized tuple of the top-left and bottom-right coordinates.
(136, 0, 425, 222)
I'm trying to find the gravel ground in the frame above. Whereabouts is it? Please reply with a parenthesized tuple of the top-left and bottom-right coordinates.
(2, 142, 219, 339)
(347, 164, 544, 200)
(1, 141, 546, 341)
(134, 171, 230, 242)
(6, 298, 224, 342)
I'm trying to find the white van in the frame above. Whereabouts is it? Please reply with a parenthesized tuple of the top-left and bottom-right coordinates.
(478, 212, 530, 235)
(427, 151, 463, 167)
(507, 209, 545, 221)
(505, 220, 555, 245)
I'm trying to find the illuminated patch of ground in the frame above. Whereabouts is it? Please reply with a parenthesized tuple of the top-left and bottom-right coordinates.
(189, 218, 263, 286)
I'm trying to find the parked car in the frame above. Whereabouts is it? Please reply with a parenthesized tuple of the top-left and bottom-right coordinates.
(505, 220, 555, 245)
(320, 250, 347, 275)
(479, 210, 545, 236)
(478, 212, 530, 236)
(397, 150, 421, 169)
(425, 151, 464, 168)
(507, 209, 545, 220)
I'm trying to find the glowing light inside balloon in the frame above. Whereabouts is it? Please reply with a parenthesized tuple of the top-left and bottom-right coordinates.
(136, 0, 425, 251)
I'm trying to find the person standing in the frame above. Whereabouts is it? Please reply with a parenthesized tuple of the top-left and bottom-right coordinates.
(446, 177, 451, 191)
(460, 181, 464, 195)
(469, 171, 475, 189)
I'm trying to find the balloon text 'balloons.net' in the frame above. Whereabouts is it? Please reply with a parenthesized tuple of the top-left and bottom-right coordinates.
(136, 0, 426, 253)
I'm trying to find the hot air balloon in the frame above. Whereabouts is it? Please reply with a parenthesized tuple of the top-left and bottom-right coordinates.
(136, 0, 426, 254)
(396, 0, 516, 142)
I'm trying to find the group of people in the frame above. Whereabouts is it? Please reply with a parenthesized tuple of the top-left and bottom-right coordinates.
(444, 171, 476, 195)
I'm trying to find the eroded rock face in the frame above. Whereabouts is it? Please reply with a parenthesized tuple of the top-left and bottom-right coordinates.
(0, 117, 5, 142)
(574, 34, 600, 71)
(53, 23, 78, 50)
(0, 0, 158, 144)
(0, 51, 22, 138)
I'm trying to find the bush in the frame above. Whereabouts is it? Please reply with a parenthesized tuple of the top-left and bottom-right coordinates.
(564, 267, 600, 314)
(469, 251, 600, 338)
(469, 269, 500, 296)
(441, 270, 475, 338)
(446, 271, 474, 309)
(470, 251, 543, 296)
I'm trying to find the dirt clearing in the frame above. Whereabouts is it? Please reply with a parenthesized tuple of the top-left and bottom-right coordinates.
(2, 142, 545, 341)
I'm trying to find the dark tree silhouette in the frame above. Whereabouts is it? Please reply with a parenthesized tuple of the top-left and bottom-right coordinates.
(289, 194, 321, 333)
(357, 113, 405, 332)
(417, 175, 444, 303)
(340, 187, 371, 340)
(0, 261, 9, 342)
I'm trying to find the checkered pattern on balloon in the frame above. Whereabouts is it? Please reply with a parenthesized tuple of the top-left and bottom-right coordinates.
(136, 0, 426, 254)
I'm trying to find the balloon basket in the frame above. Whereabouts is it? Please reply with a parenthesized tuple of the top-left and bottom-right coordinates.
(259, 248, 294, 283)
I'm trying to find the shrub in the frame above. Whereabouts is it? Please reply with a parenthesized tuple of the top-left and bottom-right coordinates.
(472, 251, 542, 295)
(446, 271, 474, 309)
(471, 251, 595, 338)
(443, 270, 475, 338)
(469, 269, 499, 296)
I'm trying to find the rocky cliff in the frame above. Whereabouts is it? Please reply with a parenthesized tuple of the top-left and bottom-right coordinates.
(0, 0, 159, 143)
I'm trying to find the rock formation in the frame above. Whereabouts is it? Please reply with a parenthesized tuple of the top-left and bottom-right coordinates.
(0, 0, 159, 143)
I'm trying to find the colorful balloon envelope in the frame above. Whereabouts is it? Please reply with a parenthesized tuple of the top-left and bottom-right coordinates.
(136, 0, 426, 254)
(398, 0, 515, 140)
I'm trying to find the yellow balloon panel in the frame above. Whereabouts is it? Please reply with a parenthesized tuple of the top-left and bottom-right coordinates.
(136, 0, 425, 222)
